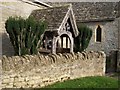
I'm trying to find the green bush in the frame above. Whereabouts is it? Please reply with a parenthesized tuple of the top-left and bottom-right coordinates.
(74, 24, 92, 52)
(5, 16, 46, 56)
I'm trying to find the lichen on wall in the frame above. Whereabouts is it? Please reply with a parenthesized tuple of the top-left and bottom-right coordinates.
(2, 51, 106, 88)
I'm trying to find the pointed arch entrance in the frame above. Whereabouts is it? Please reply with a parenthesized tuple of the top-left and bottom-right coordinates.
(38, 5, 79, 54)
(52, 31, 73, 54)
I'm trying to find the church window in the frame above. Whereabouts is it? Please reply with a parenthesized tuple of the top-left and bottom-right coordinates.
(96, 25, 102, 42)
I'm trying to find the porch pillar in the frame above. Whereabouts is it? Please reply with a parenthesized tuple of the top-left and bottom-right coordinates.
(52, 37, 57, 54)
(70, 37, 73, 53)
(61, 37, 63, 48)
(66, 37, 68, 48)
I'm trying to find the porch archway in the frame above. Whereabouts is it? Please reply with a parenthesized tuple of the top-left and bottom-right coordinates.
(52, 31, 73, 54)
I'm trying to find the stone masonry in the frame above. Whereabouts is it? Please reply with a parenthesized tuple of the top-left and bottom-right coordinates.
(86, 17, 119, 56)
(2, 51, 106, 88)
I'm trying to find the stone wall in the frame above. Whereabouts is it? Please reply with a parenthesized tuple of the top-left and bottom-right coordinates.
(0, 0, 45, 56)
(85, 17, 119, 56)
(2, 51, 106, 88)
(85, 18, 119, 72)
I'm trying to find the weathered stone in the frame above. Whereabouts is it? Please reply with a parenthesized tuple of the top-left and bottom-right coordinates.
(18, 77, 24, 82)
(28, 80, 36, 85)
(2, 51, 106, 88)
(13, 82, 27, 88)
(25, 77, 29, 82)
(5, 84, 13, 88)
(2, 79, 10, 83)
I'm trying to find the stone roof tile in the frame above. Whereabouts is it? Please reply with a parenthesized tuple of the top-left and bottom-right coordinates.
(30, 5, 69, 31)
(47, 2, 119, 22)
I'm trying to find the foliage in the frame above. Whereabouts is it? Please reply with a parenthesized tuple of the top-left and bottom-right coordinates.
(45, 76, 118, 88)
(5, 16, 46, 56)
(74, 24, 92, 52)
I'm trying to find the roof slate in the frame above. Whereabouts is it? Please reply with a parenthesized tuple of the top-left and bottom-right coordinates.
(30, 5, 69, 31)
(47, 2, 119, 22)
(30, 2, 119, 33)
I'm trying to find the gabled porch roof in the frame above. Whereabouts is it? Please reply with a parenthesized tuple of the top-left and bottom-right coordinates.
(30, 4, 79, 37)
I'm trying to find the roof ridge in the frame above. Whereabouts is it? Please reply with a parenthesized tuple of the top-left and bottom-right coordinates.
(32, 4, 71, 12)
(31, 3, 71, 31)
(43, 4, 71, 10)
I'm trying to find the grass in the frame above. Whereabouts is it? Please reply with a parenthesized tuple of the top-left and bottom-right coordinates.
(45, 76, 118, 88)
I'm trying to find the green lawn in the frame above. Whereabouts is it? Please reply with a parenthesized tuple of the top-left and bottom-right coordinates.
(45, 76, 118, 88)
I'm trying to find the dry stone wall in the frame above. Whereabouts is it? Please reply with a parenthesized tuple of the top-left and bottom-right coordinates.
(2, 51, 106, 88)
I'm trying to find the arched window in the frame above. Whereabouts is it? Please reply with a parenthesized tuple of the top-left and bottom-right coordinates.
(96, 25, 102, 42)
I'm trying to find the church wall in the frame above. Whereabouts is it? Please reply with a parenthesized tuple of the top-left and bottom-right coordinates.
(84, 18, 119, 72)
(85, 18, 119, 56)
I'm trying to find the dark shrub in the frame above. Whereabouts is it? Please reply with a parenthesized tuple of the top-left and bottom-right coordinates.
(74, 24, 92, 52)
(5, 16, 46, 55)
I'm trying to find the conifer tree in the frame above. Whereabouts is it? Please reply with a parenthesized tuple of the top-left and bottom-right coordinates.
(5, 16, 46, 55)
(74, 24, 92, 52)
